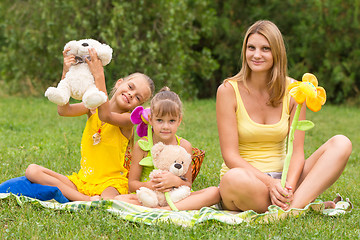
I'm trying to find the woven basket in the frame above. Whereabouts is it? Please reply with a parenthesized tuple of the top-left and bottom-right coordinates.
(124, 147, 205, 182)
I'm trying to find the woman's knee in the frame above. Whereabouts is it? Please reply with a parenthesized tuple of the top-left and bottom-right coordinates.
(221, 168, 251, 183)
(329, 135, 352, 157)
(220, 168, 253, 193)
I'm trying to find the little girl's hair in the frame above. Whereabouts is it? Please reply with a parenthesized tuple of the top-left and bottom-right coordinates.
(109, 72, 155, 99)
(150, 86, 182, 118)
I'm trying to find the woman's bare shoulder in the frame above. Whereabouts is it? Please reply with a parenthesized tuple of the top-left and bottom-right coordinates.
(217, 80, 234, 92)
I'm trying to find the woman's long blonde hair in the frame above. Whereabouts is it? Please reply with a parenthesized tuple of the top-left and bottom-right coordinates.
(226, 20, 288, 107)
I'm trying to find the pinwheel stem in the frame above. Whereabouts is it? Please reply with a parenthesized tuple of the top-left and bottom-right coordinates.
(165, 192, 179, 211)
(281, 103, 303, 188)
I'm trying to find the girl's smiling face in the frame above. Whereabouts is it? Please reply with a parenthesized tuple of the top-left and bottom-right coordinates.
(113, 76, 152, 112)
(245, 33, 274, 74)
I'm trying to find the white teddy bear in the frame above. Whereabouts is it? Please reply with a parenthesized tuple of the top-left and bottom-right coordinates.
(136, 142, 192, 208)
(45, 39, 113, 109)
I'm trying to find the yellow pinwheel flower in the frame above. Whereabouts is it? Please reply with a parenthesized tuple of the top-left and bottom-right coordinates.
(287, 73, 326, 112)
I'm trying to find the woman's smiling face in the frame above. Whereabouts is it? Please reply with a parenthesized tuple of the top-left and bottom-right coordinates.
(245, 33, 274, 74)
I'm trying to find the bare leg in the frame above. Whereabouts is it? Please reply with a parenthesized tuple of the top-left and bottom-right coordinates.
(114, 187, 220, 210)
(160, 186, 221, 211)
(219, 168, 271, 213)
(114, 194, 141, 205)
(25, 164, 91, 201)
(290, 135, 352, 209)
(100, 187, 120, 200)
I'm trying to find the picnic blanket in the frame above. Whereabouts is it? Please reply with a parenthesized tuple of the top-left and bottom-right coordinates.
(0, 193, 352, 227)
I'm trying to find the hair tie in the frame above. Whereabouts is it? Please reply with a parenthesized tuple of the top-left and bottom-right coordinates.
(130, 106, 151, 137)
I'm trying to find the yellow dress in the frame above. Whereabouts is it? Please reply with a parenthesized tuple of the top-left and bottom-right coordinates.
(67, 111, 130, 196)
(220, 79, 290, 178)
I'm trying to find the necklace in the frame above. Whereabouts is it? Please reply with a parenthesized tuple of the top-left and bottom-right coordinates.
(92, 122, 105, 145)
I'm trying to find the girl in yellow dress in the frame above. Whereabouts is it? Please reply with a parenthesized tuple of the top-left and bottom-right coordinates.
(25, 47, 155, 201)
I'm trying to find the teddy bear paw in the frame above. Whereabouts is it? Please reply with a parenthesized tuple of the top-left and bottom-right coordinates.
(45, 87, 69, 106)
(169, 186, 191, 203)
(82, 88, 107, 109)
(136, 187, 159, 208)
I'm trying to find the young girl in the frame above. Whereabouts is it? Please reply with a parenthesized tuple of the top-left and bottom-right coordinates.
(25, 47, 155, 201)
(115, 87, 220, 210)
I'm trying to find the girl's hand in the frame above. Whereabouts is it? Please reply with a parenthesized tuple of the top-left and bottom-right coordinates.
(86, 48, 104, 80)
(62, 48, 75, 77)
(151, 171, 181, 193)
(268, 178, 293, 210)
(144, 179, 159, 191)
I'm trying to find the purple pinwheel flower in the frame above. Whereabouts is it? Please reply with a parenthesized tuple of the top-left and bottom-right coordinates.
(130, 106, 151, 137)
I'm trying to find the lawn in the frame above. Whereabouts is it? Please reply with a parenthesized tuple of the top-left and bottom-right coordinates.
(0, 97, 359, 239)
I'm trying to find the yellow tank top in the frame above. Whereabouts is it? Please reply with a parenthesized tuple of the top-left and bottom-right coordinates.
(220, 80, 290, 178)
(77, 110, 129, 184)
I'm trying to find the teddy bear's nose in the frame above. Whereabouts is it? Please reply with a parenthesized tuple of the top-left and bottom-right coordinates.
(174, 163, 182, 169)
(82, 43, 89, 47)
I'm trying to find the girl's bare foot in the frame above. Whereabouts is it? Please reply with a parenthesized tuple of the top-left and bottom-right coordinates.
(113, 194, 142, 205)
(114, 195, 123, 201)
(90, 195, 101, 201)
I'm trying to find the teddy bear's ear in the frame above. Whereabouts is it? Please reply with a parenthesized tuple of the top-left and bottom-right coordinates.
(64, 40, 78, 55)
(177, 147, 192, 171)
(96, 43, 113, 66)
(151, 142, 165, 161)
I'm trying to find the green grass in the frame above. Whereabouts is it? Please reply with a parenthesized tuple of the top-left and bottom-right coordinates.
(0, 97, 359, 239)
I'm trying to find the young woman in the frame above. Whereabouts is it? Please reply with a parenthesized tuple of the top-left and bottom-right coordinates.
(216, 20, 352, 213)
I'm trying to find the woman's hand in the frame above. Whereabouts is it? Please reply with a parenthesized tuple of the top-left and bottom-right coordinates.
(151, 171, 182, 193)
(268, 178, 293, 210)
(283, 185, 294, 210)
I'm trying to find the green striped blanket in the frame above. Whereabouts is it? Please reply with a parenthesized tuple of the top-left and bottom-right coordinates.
(0, 193, 352, 227)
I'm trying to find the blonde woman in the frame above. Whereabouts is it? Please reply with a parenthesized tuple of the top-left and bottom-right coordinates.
(216, 20, 352, 213)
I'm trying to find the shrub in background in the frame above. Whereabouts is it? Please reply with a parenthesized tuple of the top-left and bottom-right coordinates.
(0, 0, 359, 102)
